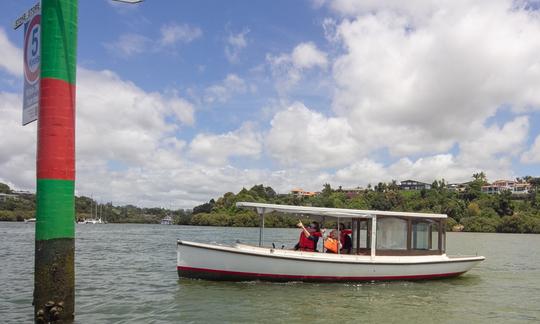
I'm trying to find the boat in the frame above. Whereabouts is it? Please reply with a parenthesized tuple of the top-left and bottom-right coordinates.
(78, 218, 103, 224)
(78, 199, 107, 224)
(177, 202, 485, 282)
(161, 215, 173, 225)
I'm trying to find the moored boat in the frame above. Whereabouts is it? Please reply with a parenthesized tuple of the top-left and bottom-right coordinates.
(161, 215, 173, 225)
(177, 202, 485, 282)
(78, 218, 103, 224)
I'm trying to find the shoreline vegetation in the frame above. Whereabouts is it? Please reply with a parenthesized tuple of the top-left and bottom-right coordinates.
(1, 173, 539, 233)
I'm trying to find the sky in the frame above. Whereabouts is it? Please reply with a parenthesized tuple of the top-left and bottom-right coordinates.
(0, 0, 539, 208)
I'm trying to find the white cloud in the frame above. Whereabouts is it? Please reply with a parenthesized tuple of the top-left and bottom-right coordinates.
(0, 92, 36, 189)
(291, 42, 328, 69)
(169, 97, 195, 126)
(458, 116, 529, 167)
(225, 28, 249, 63)
(76, 68, 194, 166)
(160, 23, 202, 45)
(105, 23, 202, 57)
(267, 42, 328, 92)
(104, 33, 151, 56)
(521, 135, 540, 164)
(266, 102, 360, 169)
(189, 123, 262, 166)
(333, 153, 511, 189)
(0, 65, 199, 208)
(0, 28, 22, 76)
(323, 0, 540, 159)
(204, 74, 247, 103)
(334, 159, 388, 185)
(3, 2, 540, 208)
(311, 0, 328, 9)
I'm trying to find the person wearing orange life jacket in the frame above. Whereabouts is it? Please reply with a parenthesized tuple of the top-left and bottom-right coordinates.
(327, 223, 352, 254)
(294, 221, 323, 252)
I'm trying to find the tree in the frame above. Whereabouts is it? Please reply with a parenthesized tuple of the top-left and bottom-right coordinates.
(467, 202, 481, 217)
(529, 177, 540, 193)
(375, 182, 387, 193)
(462, 216, 499, 232)
(321, 183, 333, 197)
(388, 180, 399, 191)
(0, 183, 11, 194)
(472, 172, 488, 184)
(264, 186, 277, 199)
(249, 184, 267, 198)
(494, 190, 514, 216)
(193, 200, 215, 215)
(463, 175, 485, 201)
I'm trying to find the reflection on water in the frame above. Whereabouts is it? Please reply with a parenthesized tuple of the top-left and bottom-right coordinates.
(1, 222, 539, 323)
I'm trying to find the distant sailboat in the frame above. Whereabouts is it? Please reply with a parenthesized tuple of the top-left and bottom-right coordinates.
(78, 199, 105, 224)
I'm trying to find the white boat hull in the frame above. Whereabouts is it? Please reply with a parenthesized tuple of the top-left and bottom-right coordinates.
(177, 241, 484, 282)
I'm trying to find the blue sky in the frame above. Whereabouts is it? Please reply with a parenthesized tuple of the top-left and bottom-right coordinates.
(0, 0, 539, 207)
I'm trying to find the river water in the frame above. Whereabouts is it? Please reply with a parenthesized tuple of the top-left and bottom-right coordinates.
(1, 222, 539, 323)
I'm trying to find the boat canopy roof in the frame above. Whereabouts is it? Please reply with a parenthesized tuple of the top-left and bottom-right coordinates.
(236, 202, 447, 219)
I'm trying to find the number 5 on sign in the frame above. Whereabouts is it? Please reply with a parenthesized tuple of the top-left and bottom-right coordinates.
(31, 27, 39, 56)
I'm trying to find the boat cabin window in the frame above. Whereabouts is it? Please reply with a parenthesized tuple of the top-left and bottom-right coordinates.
(287, 214, 445, 255)
(410, 220, 444, 251)
(370, 216, 446, 255)
(430, 222, 439, 251)
(376, 217, 407, 250)
(358, 220, 369, 248)
(412, 221, 430, 250)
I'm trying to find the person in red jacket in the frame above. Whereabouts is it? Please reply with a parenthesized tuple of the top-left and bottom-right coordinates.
(338, 223, 353, 254)
(294, 221, 322, 252)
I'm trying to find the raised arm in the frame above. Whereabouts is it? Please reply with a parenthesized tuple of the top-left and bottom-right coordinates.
(297, 221, 311, 238)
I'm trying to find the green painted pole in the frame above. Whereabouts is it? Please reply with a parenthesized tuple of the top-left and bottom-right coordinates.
(34, 0, 77, 322)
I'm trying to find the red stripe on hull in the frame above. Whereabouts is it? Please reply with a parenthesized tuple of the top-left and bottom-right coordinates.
(37, 78, 76, 180)
(178, 266, 465, 282)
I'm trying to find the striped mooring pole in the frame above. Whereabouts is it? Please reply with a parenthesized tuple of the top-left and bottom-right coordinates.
(34, 0, 78, 322)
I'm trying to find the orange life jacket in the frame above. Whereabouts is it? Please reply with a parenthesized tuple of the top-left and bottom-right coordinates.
(324, 237, 341, 253)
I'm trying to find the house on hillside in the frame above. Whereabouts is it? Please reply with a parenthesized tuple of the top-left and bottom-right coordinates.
(340, 187, 364, 198)
(399, 180, 432, 190)
(0, 193, 19, 202)
(447, 182, 469, 192)
(291, 188, 318, 197)
(513, 183, 531, 195)
(482, 180, 531, 195)
(13, 190, 34, 199)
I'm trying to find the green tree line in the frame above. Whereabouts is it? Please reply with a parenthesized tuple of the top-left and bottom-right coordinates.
(0, 183, 190, 224)
(2, 174, 540, 233)
(186, 176, 540, 233)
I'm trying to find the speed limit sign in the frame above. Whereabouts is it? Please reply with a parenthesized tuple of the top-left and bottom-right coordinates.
(24, 14, 41, 84)
(21, 5, 41, 126)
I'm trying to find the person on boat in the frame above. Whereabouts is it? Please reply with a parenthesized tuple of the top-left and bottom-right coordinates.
(294, 221, 323, 252)
(339, 223, 353, 254)
(326, 223, 352, 254)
